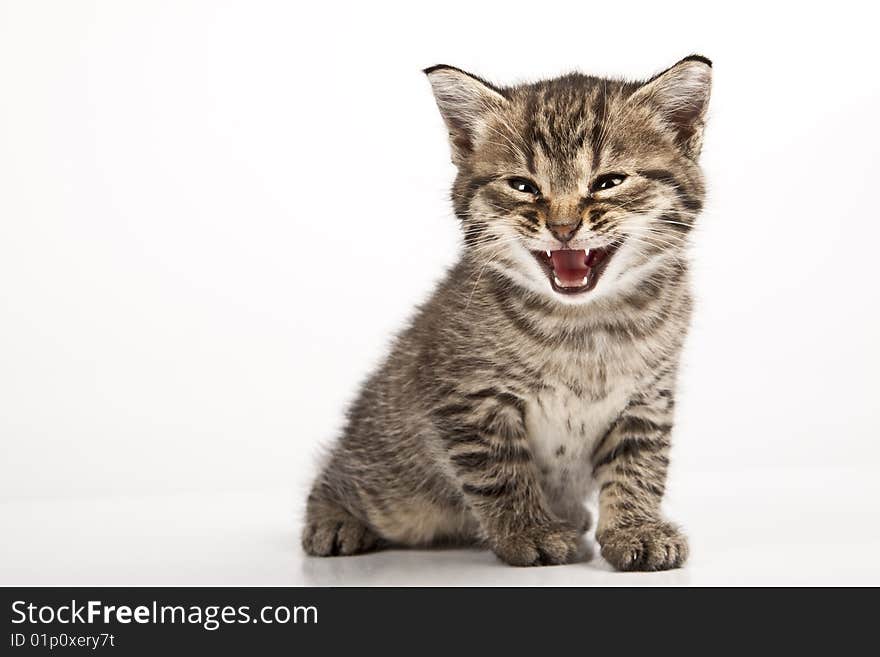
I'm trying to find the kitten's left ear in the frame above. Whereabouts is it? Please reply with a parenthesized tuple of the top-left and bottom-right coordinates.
(630, 55, 713, 159)
(424, 65, 508, 165)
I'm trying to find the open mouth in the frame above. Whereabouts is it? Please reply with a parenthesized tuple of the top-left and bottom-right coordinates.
(531, 246, 618, 295)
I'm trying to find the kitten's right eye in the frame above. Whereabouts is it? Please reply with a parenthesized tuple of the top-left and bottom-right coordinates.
(591, 173, 628, 192)
(508, 178, 541, 196)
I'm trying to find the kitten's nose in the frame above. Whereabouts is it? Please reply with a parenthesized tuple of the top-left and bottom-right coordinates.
(548, 219, 582, 243)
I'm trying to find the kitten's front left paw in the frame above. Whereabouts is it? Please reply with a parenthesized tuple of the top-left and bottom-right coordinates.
(491, 521, 584, 567)
(302, 515, 379, 557)
(598, 520, 688, 572)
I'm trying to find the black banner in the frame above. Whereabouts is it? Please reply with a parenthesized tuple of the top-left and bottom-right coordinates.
(0, 587, 869, 653)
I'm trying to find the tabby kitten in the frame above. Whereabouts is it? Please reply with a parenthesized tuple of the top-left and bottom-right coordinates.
(302, 56, 711, 571)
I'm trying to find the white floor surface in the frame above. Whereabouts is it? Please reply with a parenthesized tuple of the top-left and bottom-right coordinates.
(3, 466, 877, 586)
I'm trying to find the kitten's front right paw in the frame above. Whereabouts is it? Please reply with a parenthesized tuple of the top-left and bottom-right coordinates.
(491, 522, 583, 567)
(597, 520, 688, 572)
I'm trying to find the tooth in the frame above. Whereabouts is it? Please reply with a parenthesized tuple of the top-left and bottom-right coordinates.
(554, 275, 563, 287)
(545, 250, 552, 257)
(581, 276, 589, 286)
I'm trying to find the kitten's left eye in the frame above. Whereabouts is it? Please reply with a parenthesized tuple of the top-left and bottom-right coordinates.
(508, 177, 541, 196)
(591, 173, 627, 192)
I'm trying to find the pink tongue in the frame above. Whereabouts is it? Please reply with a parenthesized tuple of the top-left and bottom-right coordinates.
(550, 249, 589, 287)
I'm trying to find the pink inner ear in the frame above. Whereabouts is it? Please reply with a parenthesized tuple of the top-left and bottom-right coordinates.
(668, 100, 703, 137)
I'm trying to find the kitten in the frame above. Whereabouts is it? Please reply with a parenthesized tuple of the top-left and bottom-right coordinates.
(302, 56, 711, 570)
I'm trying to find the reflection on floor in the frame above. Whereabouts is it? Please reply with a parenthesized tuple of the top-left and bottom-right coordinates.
(2, 466, 878, 586)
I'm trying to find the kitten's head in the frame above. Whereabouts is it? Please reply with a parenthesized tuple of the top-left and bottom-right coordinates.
(425, 56, 711, 304)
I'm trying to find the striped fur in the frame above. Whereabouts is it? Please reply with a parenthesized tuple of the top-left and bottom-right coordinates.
(302, 57, 711, 570)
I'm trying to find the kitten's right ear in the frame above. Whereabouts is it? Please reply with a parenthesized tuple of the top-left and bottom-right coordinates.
(424, 65, 507, 165)
(629, 55, 712, 159)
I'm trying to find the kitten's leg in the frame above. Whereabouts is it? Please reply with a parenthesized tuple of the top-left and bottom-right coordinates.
(439, 395, 583, 567)
(590, 390, 687, 572)
(301, 485, 380, 557)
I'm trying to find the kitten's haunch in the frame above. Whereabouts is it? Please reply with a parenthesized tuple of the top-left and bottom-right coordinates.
(302, 56, 711, 571)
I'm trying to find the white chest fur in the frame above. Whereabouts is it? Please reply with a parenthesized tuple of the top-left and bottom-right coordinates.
(524, 382, 630, 504)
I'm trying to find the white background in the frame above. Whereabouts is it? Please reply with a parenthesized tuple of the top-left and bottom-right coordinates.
(2, 0, 879, 585)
